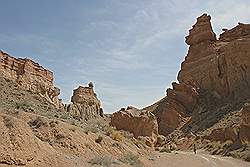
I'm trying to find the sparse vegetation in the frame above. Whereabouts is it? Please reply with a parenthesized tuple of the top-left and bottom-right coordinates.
(95, 136, 103, 144)
(88, 156, 119, 167)
(105, 127, 124, 142)
(3, 116, 14, 129)
(159, 147, 172, 153)
(111, 131, 124, 142)
(28, 116, 48, 129)
(118, 153, 143, 167)
(15, 101, 32, 110)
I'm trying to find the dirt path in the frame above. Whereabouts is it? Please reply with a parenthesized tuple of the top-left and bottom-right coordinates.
(144, 151, 250, 167)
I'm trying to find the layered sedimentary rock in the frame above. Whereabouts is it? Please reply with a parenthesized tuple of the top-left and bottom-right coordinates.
(111, 13, 250, 140)
(178, 14, 250, 103)
(145, 82, 198, 136)
(66, 82, 103, 120)
(111, 106, 158, 139)
(0, 50, 62, 108)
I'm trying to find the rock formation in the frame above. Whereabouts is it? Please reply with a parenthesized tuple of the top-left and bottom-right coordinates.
(0, 50, 62, 108)
(66, 82, 103, 120)
(150, 13, 250, 136)
(111, 106, 158, 140)
(143, 82, 198, 136)
(178, 14, 250, 103)
(111, 13, 250, 144)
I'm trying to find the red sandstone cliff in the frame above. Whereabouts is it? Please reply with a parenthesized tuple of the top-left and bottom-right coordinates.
(111, 14, 250, 145)
(0, 50, 62, 108)
(0, 51, 103, 120)
(178, 14, 250, 102)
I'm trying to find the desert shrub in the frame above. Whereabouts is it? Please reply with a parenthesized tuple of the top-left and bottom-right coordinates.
(15, 101, 31, 110)
(159, 147, 172, 153)
(110, 131, 124, 142)
(118, 153, 143, 167)
(105, 126, 116, 136)
(55, 133, 65, 140)
(121, 130, 134, 139)
(88, 156, 119, 167)
(84, 126, 99, 134)
(59, 112, 72, 120)
(70, 119, 77, 126)
(95, 136, 103, 144)
(28, 116, 48, 129)
(49, 120, 58, 128)
(3, 116, 14, 129)
(221, 140, 233, 149)
(112, 142, 120, 147)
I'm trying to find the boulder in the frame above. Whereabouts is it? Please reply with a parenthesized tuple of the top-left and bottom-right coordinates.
(110, 107, 158, 139)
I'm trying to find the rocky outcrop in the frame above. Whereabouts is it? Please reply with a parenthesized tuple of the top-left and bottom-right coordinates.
(66, 82, 103, 120)
(144, 82, 198, 136)
(110, 106, 158, 139)
(178, 14, 250, 103)
(0, 50, 62, 108)
(133, 14, 250, 138)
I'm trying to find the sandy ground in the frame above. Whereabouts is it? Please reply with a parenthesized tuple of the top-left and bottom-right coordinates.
(144, 150, 250, 167)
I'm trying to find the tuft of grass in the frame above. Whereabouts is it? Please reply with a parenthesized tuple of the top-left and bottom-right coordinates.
(15, 101, 31, 110)
(88, 156, 119, 167)
(28, 116, 48, 129)
(111, 131, 124, 142)
(3, 116, 14, 129)
(118, 153, 143, 167)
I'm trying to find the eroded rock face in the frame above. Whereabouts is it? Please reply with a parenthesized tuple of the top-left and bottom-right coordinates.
(145, 82, 198, 136)
(178, 16, 250, 103)
(110, 106, 158, 139)
(0, 50, 62, 108)
(142, 14, 250, 137)
(185, 13, 216, 45)
(66, 82, 103, 120)
(204, 127, 238, 142)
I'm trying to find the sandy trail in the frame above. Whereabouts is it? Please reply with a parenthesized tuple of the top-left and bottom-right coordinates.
(144, 151, 250, 167)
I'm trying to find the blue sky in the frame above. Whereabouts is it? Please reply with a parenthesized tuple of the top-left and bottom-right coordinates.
(0, 0, 250, 113)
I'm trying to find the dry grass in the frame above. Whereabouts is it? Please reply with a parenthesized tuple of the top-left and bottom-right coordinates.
(118, 153, 143, 167)
(88, 156, 119, 167)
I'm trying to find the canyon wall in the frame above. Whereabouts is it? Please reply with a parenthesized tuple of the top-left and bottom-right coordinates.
(0, 51, 103, 120)
(0, 50, 62, 108)
(111, 14, 250, 140)
(178, 14, 250, 103)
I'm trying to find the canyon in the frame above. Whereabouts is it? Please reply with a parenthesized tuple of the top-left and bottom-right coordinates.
(0, 13, 250, 166)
